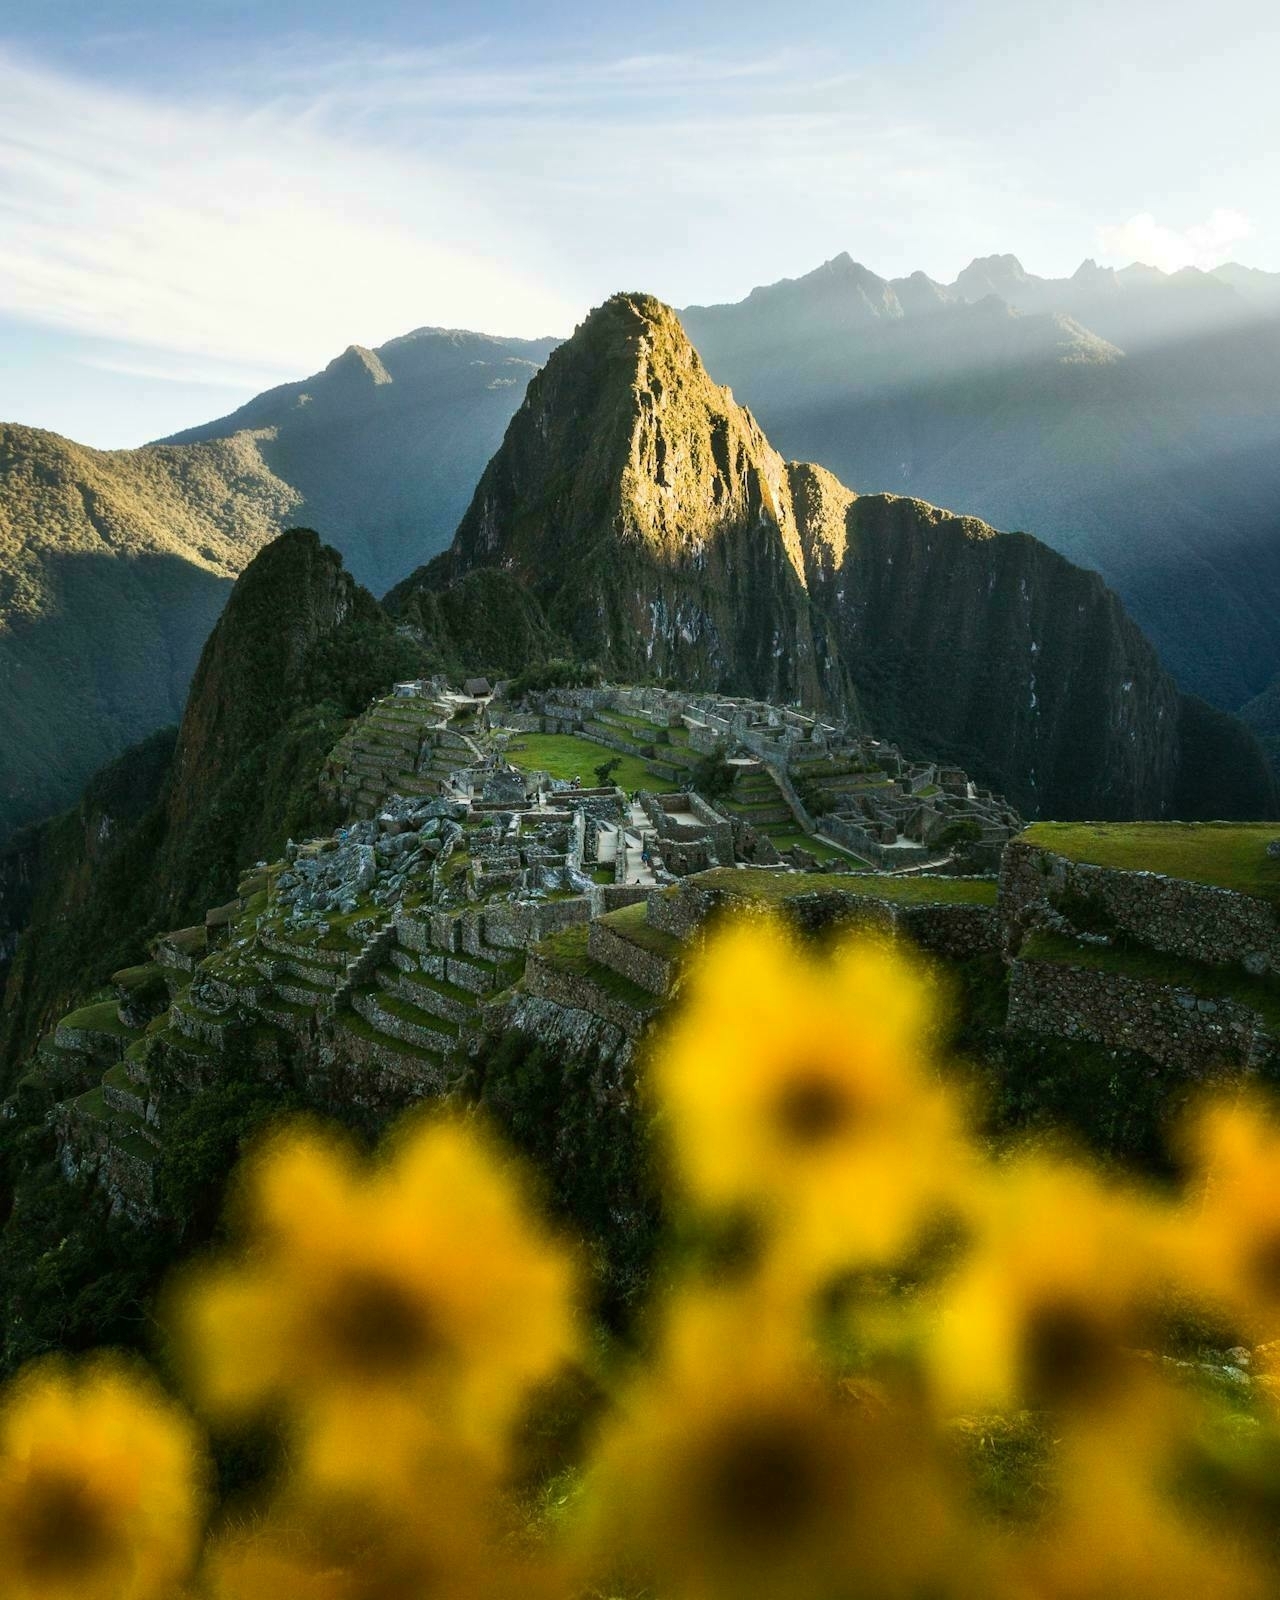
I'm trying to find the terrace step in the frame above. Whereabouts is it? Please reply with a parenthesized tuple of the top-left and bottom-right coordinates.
(258, 997, 317, 1035)
(101, 1061, 149, 1123)
(258, 929, 350, 968)
(74, 1086, 161, 1152)
(169, 1000, 234, 1047)
(375, 966, 477, 1027)
(349, 989, 459, 1054)
(252, 948, 346, 989)
(587, 902, 686, 996)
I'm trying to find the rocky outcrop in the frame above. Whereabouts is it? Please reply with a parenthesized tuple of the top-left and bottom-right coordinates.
(389, 295, 843, 711)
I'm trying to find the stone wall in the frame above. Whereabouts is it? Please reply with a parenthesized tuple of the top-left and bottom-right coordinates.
(1007, 956, 1275, 1074)
(820, 814, 929, 870)
(522, 949, 658, 1039)
(496, 990, 637, 1067)
(645, 878, 998, 956)
(1000, 841, 1280, 974)
(481, 897, 592, 952)
(587, 920, 679, 997)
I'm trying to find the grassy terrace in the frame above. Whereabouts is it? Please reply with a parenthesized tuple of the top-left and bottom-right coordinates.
(71, 1086, 155, 1161)
(691, 869, 997, 906)
(334, 1010, 443, 1065)
(772, 832, 866, 866)
(505, 733, 656, 794)
(1020, 823, 1280, 903)
(596, 901, 685, 960)
(534, 924, 660, 1011)
(1023, 929, 1280, 1034)
(59, 999, 139, 1037)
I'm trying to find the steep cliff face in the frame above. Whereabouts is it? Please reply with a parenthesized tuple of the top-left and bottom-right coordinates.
(397, 295, 840, 708)
(394, 294, 1272, 821)
(792, 484, 1181, 816)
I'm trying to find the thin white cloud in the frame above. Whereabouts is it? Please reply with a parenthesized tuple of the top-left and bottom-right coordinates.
(0, 48, 580, 375)
(1097, 209, 1255, 274)
(76, 352, 292, 389)
(0, 40, 1013, 385)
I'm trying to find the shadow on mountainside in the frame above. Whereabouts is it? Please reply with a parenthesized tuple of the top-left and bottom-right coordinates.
(0, 549, 231, 848)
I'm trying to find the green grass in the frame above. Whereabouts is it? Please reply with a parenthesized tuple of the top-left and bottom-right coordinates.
(361, 988, 460, 1040)
(506, 733, 655, 794)
(770, 832, 864, 865)
(692, 868, 997, 906)
(110, 963, 164, 991)
(534, 925, 660, 1011)
(70, 1085, 156, 1161)
(1022, 929, 1280, 1034)
(333, 1010, 444, 1065)
(1020, 823, 1280, 903)
(58, 1000, 138, 1038)
(597, 902, 685, 961)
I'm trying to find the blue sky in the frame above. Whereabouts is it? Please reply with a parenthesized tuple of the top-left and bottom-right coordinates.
(2, 0, 1276, 447)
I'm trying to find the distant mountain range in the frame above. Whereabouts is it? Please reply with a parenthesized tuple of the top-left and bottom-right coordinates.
(2, 254, 1278, 841)
(682, 254, 1280, 711)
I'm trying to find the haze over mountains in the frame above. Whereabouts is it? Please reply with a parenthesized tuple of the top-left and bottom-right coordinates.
(2, 253, 1279, 843)
(682, 253, 1280, 712)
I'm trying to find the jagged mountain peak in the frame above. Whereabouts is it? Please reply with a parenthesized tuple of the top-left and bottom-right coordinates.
(323, 343, 393, 386)
(953, 252, 1034, 295)
(435, 289, 801, 583)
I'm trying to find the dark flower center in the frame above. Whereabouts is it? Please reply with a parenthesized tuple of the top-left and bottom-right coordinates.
(700, 1414, 824, 1552)
(1247, 1228, 1280, 1304)
(774, 1073, 853, 1146)
(1022, 1296, 1115, 1408)
(16, 1470, 118, 1580)
(323, 1270, 440, 1376)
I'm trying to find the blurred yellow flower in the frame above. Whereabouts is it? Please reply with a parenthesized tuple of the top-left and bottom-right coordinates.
(203, 1471, 562, 1600)
(173, 1113, 581, 1486)
(1178, 1095, 1280, 1342)
(653, 919, 971, 1271)
(925, 1156, 1172, 1414)
(0, 1357, 204, 1600)
(582, 1284, 995, 1600)
(1013, 1388, 1270, 1600)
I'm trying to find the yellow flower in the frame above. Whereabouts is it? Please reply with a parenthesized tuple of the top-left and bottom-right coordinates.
(1012, 1388, 1270, 1600)
(173, 1113, 581, 1486)
(0, 1357, 205, 1600)
(653, 918, 971, 1272)
(924, 1156, 1172, 1414)
(1176, 1094, 1280, 1341)
(203, 1470, 563, 1600)
(581, 1284, 994, 1600)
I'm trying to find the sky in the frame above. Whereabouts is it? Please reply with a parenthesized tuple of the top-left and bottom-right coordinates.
(1, 0, 1277, 447)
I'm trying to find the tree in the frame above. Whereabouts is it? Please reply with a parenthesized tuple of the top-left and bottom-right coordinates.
(690, 753, 734, 800)
(594, 757, 622, 788)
